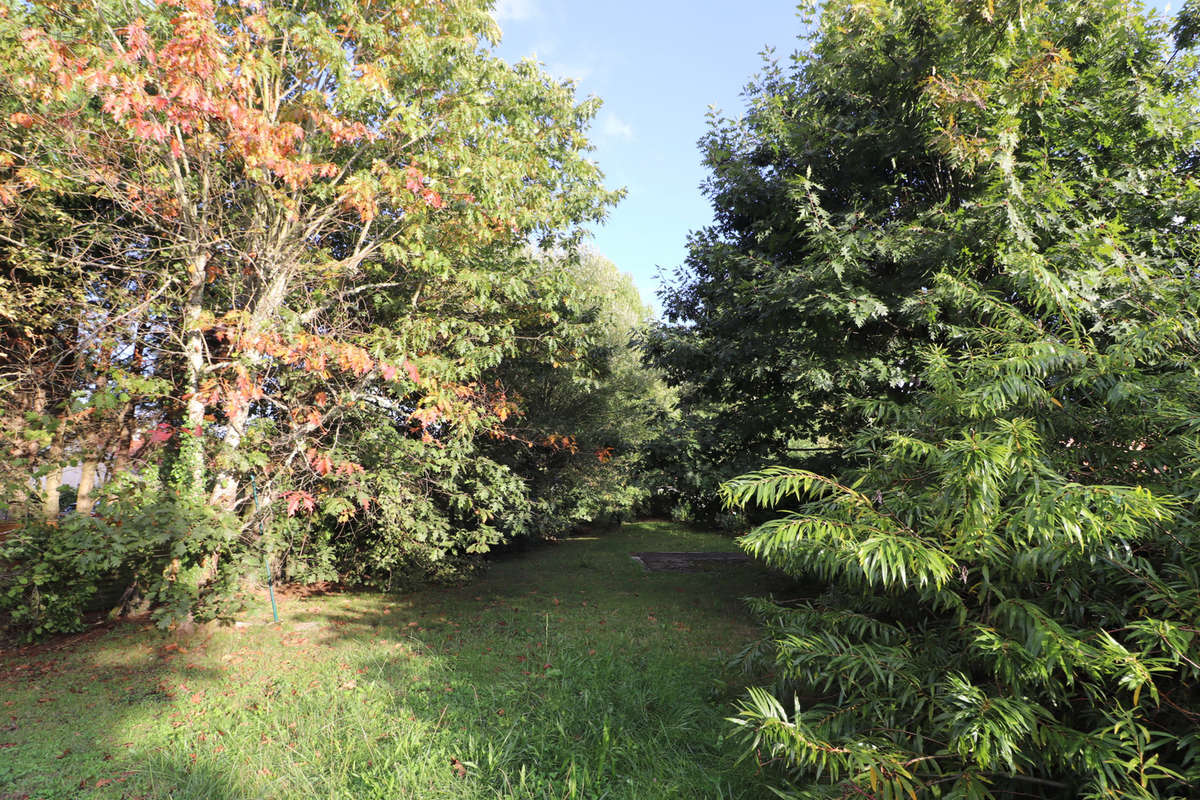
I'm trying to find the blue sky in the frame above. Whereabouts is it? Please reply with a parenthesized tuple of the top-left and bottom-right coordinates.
(491, 0, 1179, 315)
(491, 0, 807, 314)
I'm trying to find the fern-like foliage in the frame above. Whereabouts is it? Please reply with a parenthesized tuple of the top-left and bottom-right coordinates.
(718, 1, 1200, 797)
(728, 433, 1198, 798)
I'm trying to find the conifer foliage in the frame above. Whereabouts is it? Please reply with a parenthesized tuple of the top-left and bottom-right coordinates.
(712, 0, 1200, 797)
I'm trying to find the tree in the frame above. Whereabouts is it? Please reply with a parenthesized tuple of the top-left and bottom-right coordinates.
(0, 0, 616, 634)
(707, 0, 1200, 797)
(480, 249, 675, 536)
(258, 249, 667, 589)
(650, 0, 1146, 515)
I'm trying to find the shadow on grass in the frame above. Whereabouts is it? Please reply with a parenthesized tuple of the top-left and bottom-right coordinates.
(0, 620, 230, 798)
(0, 522, 793, 799)
(278, 522, 795, 799)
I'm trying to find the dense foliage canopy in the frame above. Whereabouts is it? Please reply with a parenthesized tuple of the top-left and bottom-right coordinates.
(0, 0, 667, 637)
(6, 1, 1200, 797)
(670, 0, 1200, 797)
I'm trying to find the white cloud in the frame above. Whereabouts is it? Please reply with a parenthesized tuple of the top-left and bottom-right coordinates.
(546, 60, 593, 82)
(600, 113, 634, 141)
(492, 0, 537, 21)
(528, 42, 593, 83)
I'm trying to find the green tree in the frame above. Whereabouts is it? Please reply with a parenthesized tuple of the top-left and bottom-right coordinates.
(706, 0, 1200, 797)
(481, 249, 674, 536)
(0, 0, 616, 635)
(649, 0, 1197, 517)
(250, 249, 673, 588)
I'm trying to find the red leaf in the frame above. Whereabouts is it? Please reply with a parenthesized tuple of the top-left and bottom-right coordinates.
(309, 451, 333, 476)
(285, 491, 315, 516)
(404, 166, 423, 193)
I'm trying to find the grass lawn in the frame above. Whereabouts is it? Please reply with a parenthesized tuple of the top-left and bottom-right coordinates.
(0, 521, 790, 799)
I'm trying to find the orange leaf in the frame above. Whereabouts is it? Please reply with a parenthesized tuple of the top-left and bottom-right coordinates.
(285, 491, 316, 516)
(310, 452, 333, 476)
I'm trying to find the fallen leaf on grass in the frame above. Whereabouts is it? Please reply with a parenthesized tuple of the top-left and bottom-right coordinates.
(450, 758, 467, 778)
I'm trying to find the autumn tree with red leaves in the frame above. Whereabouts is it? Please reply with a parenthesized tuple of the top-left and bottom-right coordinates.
(0, 0, 619, 635)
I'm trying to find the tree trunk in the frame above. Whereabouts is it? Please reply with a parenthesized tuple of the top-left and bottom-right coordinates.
(42, 425, 65, 518)
(42, 465, 62, 517)
(4, 384, 47, 516)
(208, 419, 244, 511)
(112, 417, 135, 474)
(208, 261, 292, 512)
(75, 457, 99, 514)
(76, 372, 124, 515)
(178, 251, 209, 498)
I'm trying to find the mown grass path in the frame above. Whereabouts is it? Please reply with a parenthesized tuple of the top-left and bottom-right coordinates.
(0, 521, 787, 799)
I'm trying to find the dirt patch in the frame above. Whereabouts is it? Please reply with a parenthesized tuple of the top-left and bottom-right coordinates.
(272, 581, 344, 599)
(631, 551, 751, 572)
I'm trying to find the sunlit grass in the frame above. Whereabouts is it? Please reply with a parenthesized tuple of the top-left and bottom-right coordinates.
(0, 521, 787, 799)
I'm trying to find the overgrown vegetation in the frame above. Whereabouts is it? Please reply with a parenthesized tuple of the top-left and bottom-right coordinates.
(6, 0, 1200, 797)
(653, 0, 1200, 796)
(0, 0, 669, 637)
